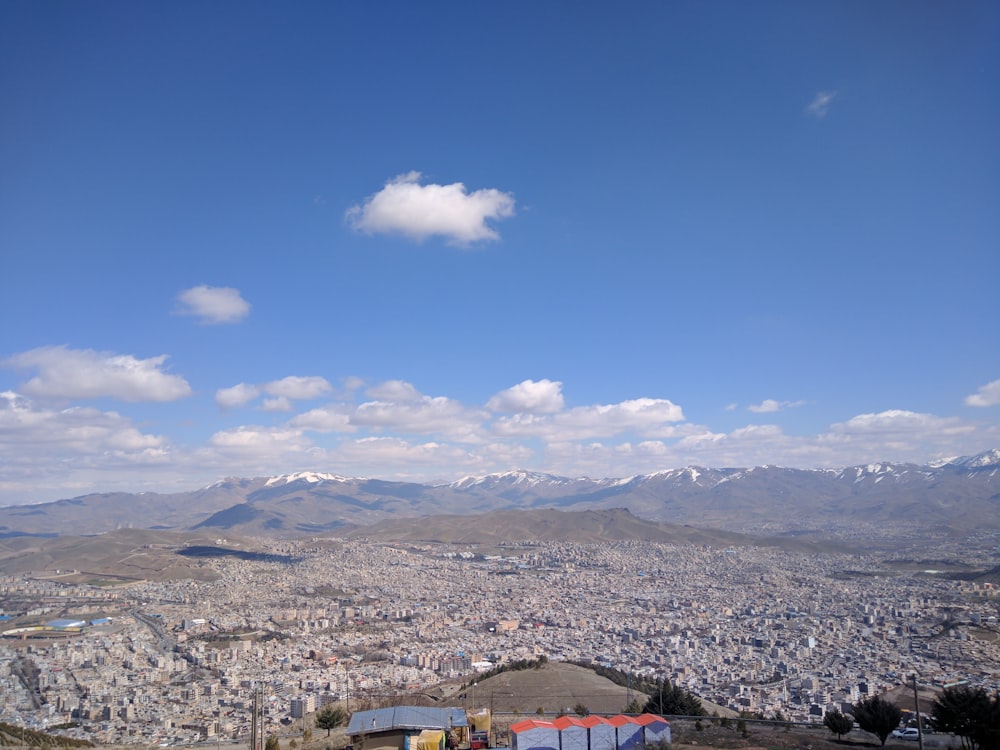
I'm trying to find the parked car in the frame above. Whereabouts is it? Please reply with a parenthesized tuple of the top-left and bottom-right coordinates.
(891, 727, 921, 741)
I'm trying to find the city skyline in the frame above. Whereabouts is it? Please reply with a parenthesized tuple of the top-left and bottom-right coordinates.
(2, 2, 998, 505)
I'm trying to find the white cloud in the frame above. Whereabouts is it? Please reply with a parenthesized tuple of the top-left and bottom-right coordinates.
(353, 394, 486, 440)
(366, 380, 423, 402)
(493, 397, 685, 441)
(263, 376, 332, 400)
(0, 391, 164, 451)
(261, 397, 294, 412)
(216, 383, 261, 409)
(289, 404, 356, 433)
(346, 171, 515, 245)
(216, 376, 333, 410)
(0, 391, 172, 501)
(965, 378, 1000, 407)
(176, 285, 251, 324)
(207, 425, 313, 455)
(488, 379, 565, 414)
(335, 436, 479, 468)
(828, 409, 970, 436)
(748, 399, 805, 414)
(806, 91, 836, 118)
(4, 346, 191, 403)
(3, 368, 997, 505)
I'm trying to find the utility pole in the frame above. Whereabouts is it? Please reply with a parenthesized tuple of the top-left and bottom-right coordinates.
(250, 685, 257, 750)
(912, 674, 924, 750)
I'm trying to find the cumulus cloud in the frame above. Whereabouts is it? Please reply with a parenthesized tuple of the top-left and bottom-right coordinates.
(748, 399, 805, 414)
(366, 380, 424, 402)
(216, 383, 260, 409)
(261, 397, 294, 412)
(176, 285, 251, 324)
(0, 391, 163, 451)
(493, 397, 685, 441)
(488, 379, 565, 414)
(4, 365, 997, 505)
(828, 409, 970, 436)
(208, 425, 313, 455)
(353, 394, 486, 440)
(289, 404, 355, 433)
(215, 376, 332, 410)
(965, 378, 1000, 407)
(346, 171, 515, 245)
(264, 376, 332, 400)
(3, 346, 191, 402)
(0, 391, 172, 501)
(806, 91, 836, 118)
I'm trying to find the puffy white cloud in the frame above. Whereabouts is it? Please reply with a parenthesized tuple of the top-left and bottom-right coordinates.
(208, 426, 313, 454)
(216, 376, 333, 410)
(0, 391, 172, 501)
(289, 404, 355, 433)
(366, 380, 423, 402)
(4, 346, 191, 402)
(261, 397, 293, 412)
(806, 91, 836, 118)
(965, 378, 1000, 407)
(353, 394, 486, 440)
(748, 399, 805, 414)
(3, 367, 997, 505)
(263, 376, 333, 400)
(216, 383, 261, 409)
(175, 285, 250, 324)
(493, 397, 684, 441)
(828, 409, 970, 436)
(346, 171, 515, 245)
(488, 379, 565, 414)
(0, 391, 162, 450)
(335, 436, 479, 468)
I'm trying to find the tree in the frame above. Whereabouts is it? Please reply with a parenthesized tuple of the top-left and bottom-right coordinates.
(931, 684, 1000, 750)
(265, 736, 280, 750)
(853, 695, 902, 746)
(643, 678, 706, 716)
(823, 710, 853, 741)
(315, 704, 348, 737)
(624, 698, 644, 715)
(573, 703, 589, 717)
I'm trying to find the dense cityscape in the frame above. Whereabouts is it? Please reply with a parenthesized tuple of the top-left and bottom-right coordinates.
(2, 532, 998, 746)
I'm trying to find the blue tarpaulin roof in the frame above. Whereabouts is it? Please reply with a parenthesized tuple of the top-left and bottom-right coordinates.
(347, 707, 467, 735)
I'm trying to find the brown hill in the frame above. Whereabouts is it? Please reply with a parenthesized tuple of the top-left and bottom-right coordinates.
(0, 528, 268, 582)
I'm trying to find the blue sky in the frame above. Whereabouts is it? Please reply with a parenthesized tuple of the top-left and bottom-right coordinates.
(2, 1, 998, 505)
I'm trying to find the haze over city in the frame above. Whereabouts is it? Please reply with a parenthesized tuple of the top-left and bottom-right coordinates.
(2, 2, 998, 506)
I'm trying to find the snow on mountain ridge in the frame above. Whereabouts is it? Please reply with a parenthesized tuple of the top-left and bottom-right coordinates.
(210, 450, 999, 494)
(448, 470, 586, 490)
(264, 472, 353, 487)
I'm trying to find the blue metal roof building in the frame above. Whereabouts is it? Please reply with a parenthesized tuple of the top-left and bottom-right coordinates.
(347, 706, 468, 735)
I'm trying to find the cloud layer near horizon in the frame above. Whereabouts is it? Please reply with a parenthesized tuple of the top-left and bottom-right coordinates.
(0, 344, 996, 505)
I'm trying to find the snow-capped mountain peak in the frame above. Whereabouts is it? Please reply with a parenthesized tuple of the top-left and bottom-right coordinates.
(264, 472, 353, 487)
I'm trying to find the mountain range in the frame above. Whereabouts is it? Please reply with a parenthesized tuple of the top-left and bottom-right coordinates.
(1, 449, 997, 542)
